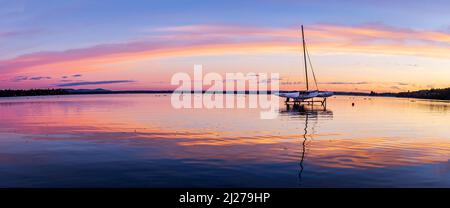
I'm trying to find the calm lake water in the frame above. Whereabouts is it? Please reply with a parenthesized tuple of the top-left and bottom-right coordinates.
(0, 94, 449, 187)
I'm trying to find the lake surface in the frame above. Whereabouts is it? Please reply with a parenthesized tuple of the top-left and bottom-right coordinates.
(0, 94, 449, 187)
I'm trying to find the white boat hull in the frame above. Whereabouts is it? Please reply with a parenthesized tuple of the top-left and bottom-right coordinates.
(276, 91, 319, 101)
(316, 91, 334, 98)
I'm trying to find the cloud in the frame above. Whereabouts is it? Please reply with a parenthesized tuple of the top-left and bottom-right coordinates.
(2, 23, 450, 76)
(29, 76, 51, 80)
(56, 80, 135, 87)
(321, 81, 369, 85)
(12, 76, 28, 82)
(59, 79, 75, 82)
(0, 29, 41, 40)
(281, 81, 303, 85)
(0, 31, 22, 38)
(258, 77, 283, 84)
(12, 75, 51, 81)
(397, 82, 409, 86)
(72, 74, 82, 77)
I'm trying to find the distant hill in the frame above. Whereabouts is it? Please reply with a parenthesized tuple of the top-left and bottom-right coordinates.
(63, 88, 111, 93)
(61, 88, 116, 94)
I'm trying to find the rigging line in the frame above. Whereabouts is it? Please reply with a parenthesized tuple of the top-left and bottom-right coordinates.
(305, 44, 319, 91)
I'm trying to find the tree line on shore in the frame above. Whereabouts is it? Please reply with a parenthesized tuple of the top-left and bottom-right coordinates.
(0, 89, 71, 97)
(1, 88, 449, 100)
(396, 88, 450, 100)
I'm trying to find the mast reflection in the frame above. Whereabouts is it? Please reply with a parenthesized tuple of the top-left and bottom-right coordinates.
(279, 103, 333, 186)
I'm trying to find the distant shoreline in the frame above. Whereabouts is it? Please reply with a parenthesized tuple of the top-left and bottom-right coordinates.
(0, 88, 449, 100)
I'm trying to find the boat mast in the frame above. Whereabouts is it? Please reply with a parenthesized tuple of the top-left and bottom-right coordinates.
(301, 25, 309, 91)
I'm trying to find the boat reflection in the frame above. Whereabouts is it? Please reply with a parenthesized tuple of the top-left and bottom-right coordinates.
(280, 103, 334, 186)
(280, 103, 333, 118)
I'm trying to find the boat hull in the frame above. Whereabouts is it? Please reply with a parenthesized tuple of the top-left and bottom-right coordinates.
(317, 91, 334, 98)
(276, 91, 319, 101)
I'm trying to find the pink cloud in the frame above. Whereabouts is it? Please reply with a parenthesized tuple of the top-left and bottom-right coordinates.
(0, 29, 41, 40)
(1, 23, 450, 82)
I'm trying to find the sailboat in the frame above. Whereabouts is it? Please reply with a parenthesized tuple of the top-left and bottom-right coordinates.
(276, 25, 333, 102)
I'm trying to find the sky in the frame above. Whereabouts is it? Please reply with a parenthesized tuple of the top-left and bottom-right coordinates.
(1, 0, 450, 92)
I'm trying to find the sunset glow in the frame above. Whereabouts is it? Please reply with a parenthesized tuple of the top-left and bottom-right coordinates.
(1, 0, 449, 92)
